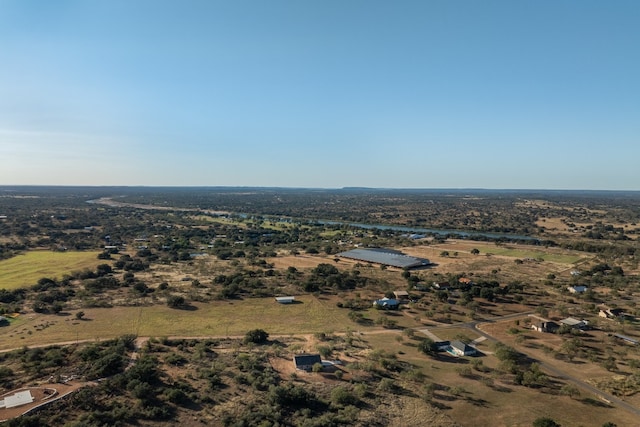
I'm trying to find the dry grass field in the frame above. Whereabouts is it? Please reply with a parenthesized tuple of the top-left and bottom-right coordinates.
(0, 250, 103, 289)
(0, 295, 354, 350)
(0, 239, 635, 425)
(268, 254, 336, 270)
(363, 329, 636, 427)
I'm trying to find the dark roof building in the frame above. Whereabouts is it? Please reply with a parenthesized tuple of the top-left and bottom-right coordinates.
(450, 341, 477, 356)
(293, 354, 322, 371)
(337, 248, 429, 269)
(531, 321, 559, 333)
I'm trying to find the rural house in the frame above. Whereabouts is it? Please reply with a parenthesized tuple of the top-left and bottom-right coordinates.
(531, 321, 559, 333)
(393, 290, 409, 300)
(599, 306, 624, 319)
(372, 297, 400, 310)
(567, 285, 587, 294)
(560, 317, 589, 330)
(275, 296, 295, 304)
(293, 354, 322, 371)
(449, 341, 477, 357)
(432, 282, 451, 290)
(458, 277, 473, 286)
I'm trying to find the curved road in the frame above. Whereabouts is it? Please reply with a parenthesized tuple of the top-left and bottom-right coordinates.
(463, 315, 640, 417)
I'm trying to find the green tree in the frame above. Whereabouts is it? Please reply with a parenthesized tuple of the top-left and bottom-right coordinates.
(560, 384, 580, 399)
(331, 386, 358, 406)
(166, 295, 185, 308)
(418, 338, 438, 356)
(244, 328, 269, 344)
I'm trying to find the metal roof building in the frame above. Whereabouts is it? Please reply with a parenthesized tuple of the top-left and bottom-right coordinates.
(337, 248, 429, 269)
(0, 390, 34, 409)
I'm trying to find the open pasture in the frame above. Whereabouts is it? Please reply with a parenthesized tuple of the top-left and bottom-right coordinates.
(0, 250, 103, 290)
(0, 295, 353, 350)
(403, 240, 587, 265)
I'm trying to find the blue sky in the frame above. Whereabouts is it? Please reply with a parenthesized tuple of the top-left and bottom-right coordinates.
(1, 1, 639, 189)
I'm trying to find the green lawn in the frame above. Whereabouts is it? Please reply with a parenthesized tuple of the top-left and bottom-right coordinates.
(0, 250, 103, 289)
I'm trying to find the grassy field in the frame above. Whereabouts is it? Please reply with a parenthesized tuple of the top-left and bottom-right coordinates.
(0, 250, 103, 289)
(477, 247, 584, 264)
(0, 295, 355, 350)
(408, 240, 588, 265)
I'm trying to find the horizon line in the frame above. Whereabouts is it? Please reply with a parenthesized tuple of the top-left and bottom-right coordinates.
(1, 185, 639, 193)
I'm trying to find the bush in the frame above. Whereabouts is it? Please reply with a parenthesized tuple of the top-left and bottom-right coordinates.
(166, 295, 185, 308)
(533, 418, 561, 427)
(331, 386, 358, 406)
(244, 329, 269, 344)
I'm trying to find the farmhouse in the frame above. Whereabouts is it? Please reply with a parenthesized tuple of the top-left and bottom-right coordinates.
(458, 277, 473, 286)
(393, 290, 409, 300)
(599, 307, 624, 319)
(432, 282, 451, 290)
(449, 341, 476, 357)
(560, 317, 589, 330)
(293, 354, 322, 371)
(531, 321, 559, 333)
(372, 297, 400, 310)
(435, 341, 451, 351)
(275, 296, 295, 304)
(337, 248, 429, 269)
(567, 285, 587, 294)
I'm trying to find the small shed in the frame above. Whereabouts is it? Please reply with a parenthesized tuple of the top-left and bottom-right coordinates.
(568, 285, 587, 294)
(275, 296, 295, 304)
(293, 354, 322, 371)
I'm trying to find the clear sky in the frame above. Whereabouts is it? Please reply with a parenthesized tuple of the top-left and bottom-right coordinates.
(1, 1, 639, 190)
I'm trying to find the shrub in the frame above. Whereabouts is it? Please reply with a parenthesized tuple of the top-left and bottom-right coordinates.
(166, 295, 185, 308)
(244, 329, 269, 344)
(331, 386, 358, 406)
